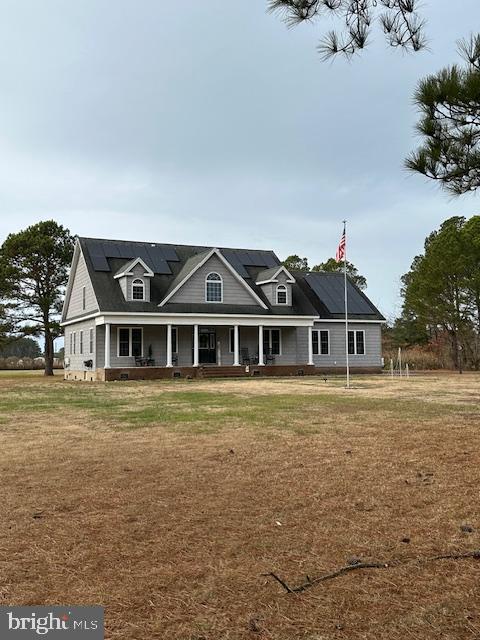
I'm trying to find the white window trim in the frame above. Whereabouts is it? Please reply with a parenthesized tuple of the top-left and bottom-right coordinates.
(82, 286, 86, 311)
(313, 329, 330, 356)
(89, 328, 94, 354)
(117, 327, 144, 358)
(348, 329, 366, 355)
(131, 278, 146, 301)
(79, 330, 84, 355)
(263, 328, 282, 356)
(276, 284, 288, 305)
(205, 272, 223, 303)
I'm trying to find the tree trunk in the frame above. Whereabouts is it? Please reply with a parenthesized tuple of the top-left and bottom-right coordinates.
(44, 329, 54, 376)
(451, 329, 463, 374)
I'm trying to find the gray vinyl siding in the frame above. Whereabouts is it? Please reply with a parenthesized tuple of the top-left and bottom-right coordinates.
(65, 252, 98, 320)
(64, 319, 97, 370)
(307, 322, 382, 367)
(119, 276, 128, 299)
(259, 272, 292, 307)
(169, 255, 260, 306)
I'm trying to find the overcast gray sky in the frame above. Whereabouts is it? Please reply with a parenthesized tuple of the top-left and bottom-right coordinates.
(0, 0, 478, 318)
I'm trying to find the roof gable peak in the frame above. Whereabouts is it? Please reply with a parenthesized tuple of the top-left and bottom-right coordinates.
(256, 265, 295, 285)
(113, 257, 154, 279)
(159, 248, 268, 309)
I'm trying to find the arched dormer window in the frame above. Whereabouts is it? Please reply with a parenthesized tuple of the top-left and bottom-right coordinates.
(205, 272, 223, 302)
(276, 284, 288, 305)
(132, 278, 145, 301)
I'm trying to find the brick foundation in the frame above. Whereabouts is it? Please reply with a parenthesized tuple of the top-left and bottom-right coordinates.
(64, 364, 382, 382)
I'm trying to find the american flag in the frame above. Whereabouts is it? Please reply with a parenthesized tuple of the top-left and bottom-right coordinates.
(335, 227, 346, 263)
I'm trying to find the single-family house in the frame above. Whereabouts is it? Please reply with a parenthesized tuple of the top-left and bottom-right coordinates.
(61, 237, 384, 381)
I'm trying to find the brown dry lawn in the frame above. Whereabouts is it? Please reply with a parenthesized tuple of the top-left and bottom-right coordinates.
(1, 372, 480, 639)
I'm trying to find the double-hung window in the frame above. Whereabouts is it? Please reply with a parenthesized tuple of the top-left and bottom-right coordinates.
(276, 285, 287, 305)
(79, 330, 83, 355)
(69, 332, 73, 355)
(132, 279, 145, 301)
(312, 330, 329, 355)
(263, 328, 281, 356)
(205, 272, 222, 302)
(348, 330, 365, 355)
(118, 328, 143, 357)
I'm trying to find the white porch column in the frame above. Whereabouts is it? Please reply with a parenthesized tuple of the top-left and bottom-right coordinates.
(233, 325, 240, 366)
(193, 324, 199, 367)
(105, 323, 111, 369)
(166, 324, 173, 367)
(307, 326, 314, 365)
(258, 325, 265, 366)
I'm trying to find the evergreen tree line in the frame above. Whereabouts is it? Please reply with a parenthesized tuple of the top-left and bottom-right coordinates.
(387, 216, 480, 372)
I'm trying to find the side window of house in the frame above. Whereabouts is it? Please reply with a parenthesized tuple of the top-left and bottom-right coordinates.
(132, 279, 145, 300)
(312, 330, 329, 355)
(89, 328, 94, 354)
(348, 330, 365, 355)
(79, 330, 83, 355)
(119, 328, 130, 356)
(356, 331, 365, 355)
(118, 328, 143, 357)
(320, 331, 329, 354)
(131, 329, 142, 356)
(205, 272, 222, 302)
(263, 328, 281, 355)
(276, 284, 287, 304)
(82, 286, 86, 311)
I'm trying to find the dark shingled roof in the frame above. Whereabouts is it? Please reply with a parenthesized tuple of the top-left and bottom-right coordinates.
(73, 237, 384, 321)
(295, 271, 385, 320)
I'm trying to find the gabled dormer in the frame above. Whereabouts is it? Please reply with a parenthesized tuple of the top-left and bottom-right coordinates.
(159, 248, 268, 308)
(255, 266, 295, 307)
(114, 257, 154, 302)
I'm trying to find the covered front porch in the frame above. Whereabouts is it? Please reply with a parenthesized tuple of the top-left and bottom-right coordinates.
(96, 314, 316, 379)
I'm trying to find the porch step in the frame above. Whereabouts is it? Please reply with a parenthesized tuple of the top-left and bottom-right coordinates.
(198, 365, 249, 378)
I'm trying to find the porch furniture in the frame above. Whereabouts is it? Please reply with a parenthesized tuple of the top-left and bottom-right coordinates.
(265, 349, 275, 365)
(135, 356, 155, 367)
(241, 348, 251, 365)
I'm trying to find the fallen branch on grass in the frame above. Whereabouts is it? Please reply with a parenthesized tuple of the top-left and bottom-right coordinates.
(264, 550, 480, 594)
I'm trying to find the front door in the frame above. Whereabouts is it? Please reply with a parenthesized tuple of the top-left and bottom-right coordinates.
(199, 327, 216, 364)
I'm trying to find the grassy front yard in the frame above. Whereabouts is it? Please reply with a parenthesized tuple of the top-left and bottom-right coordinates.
(1, 373, 479, 639)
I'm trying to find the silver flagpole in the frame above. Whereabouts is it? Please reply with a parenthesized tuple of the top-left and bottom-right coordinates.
(343, 220, 350, 389)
